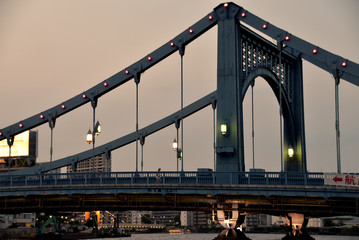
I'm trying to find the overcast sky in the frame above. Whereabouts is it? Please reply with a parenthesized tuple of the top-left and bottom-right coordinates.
(0, 0, 358, 173)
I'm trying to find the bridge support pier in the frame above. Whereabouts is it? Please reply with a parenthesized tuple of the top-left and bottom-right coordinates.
(282, 213, 314, 240)
(213, 204, 251, 240)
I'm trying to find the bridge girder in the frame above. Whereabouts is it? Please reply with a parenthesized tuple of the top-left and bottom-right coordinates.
(0, 191, 357, 218)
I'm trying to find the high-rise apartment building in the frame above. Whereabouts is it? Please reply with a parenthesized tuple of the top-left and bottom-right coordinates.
(67, 153, 111, 173)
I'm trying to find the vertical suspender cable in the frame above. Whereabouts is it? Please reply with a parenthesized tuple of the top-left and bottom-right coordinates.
(136, 81, 139, 172)
(8, 146, 11, 173)
(212, 101, 216, 171)
(251, 83, 255, 169)
(49, 119, 55, 173)
(50, 126, 54, 163)
(279, 46, 284, 172)
(334, 73, 341, 173)
(92, 105, 96, 172)
(177, 126, 179, 172)
(141, 144, 143, 172)
(140, 136, 145, 172)
(180, 54, 184, 172)
(90, 99, 98, 173)
(134, 74, 141, 173)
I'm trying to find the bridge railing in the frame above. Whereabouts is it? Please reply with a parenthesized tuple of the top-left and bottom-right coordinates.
(0, 171, 328, 188)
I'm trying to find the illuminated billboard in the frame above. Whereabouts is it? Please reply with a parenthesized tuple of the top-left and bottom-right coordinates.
(0, 131, 30, 157)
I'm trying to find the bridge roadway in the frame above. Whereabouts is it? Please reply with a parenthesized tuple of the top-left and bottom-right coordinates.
(0, 171, 358, 217)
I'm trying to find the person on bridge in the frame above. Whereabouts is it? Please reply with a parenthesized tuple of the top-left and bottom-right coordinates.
(156, 168, 162, 183)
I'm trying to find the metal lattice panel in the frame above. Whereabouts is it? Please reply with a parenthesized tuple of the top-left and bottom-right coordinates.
(241, 26, 295, 105)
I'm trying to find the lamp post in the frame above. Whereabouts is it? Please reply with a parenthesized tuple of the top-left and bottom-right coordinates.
(7, 137, 14, 173)
(86, 121, 101, 172)
(172, 139, 178, 171)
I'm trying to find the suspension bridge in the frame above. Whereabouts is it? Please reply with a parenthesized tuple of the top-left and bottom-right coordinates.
(0, 2, 358, 239)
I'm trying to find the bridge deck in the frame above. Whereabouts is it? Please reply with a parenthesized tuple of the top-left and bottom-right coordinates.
(0, 172, 358, 217)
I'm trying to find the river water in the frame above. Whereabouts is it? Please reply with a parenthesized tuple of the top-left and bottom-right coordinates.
(92, 233, 359, 240)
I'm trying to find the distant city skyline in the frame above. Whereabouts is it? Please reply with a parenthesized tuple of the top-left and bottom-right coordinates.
(0, 0, 358, 173)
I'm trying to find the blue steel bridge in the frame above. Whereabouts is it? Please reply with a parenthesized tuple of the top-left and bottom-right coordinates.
(0, 2, 359, 237)
(0, 171, 358, 218)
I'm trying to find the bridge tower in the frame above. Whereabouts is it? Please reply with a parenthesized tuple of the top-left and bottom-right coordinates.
(215, 3, 307, 182)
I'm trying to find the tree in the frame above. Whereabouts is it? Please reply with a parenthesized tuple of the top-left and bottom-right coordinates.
(174, 215, 181, 226)
(141, 214, 153, 224)
(323, 219, 333, 227)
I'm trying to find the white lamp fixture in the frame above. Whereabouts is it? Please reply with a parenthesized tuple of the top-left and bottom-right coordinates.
(172, 139, 178, 151)
(288, 148, 294, 158)
(86, 129, 93, 144)
(221, 124, 228, 135)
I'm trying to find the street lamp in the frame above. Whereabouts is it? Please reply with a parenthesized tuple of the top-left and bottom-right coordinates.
(172, 138, 178, 171)
(95, 121, 101, 135)
(86, 129, 93, 144)
(178, 148, 182, 160)
(86, 120, 101, 172)
(220, 124, 227, 135)
(172, 139, 182, 171)
(221, 122, 229, 136)
(172, 139, 178, 151)
(288, 148, 294, 158)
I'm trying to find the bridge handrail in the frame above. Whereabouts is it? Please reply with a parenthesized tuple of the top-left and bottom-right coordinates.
(0, 171, 333, 188)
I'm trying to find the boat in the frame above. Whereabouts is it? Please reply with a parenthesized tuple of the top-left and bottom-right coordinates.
(169, 229, 184, 234)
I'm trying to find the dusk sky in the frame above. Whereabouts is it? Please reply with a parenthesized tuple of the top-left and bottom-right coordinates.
(0, 0, 358, 173)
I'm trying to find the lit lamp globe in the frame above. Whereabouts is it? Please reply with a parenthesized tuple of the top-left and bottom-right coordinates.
(288, 148, 294, 158)
(172, 139, 178, 151)
(95, 121, 101, 135)
(86, 129, 93, 144)
(221, 124, 228, 135)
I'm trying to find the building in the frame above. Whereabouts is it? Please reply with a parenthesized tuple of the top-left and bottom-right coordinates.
(0, 130, 37, 173)
(272, 216, 286, 226)
(0, 213, 36, 228)
(67, 153, 111, 173)
(193, 211, 211, 227)
(181, 211, 194, 227)
(245, 214, 272, 227)
(116, 211, 152, 225)
(152, 211, 180, 225)
(180, 211, 212, 227)
(0, 131, 37, 228)
(344, 217, 359, 227)
(307, 218, 322, 228)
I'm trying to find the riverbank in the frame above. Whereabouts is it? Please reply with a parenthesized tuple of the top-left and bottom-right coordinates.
(246, 226, 359, 236)
(189, 225, 359, 236)
(1, 226, 359, 239)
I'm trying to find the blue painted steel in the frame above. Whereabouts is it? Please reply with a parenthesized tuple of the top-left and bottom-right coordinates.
(1, 171, 358, 199)
(0, 171, 331, 187)
(215, 3, 245, 179)
(1, 92, 216, 176)
(0, 2, 358, 177)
